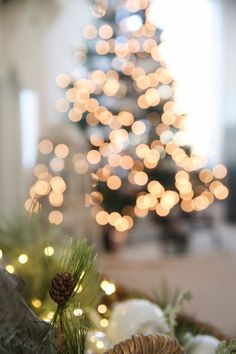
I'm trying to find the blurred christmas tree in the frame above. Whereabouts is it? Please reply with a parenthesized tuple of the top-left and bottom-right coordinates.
(68, 1, 228, 236)
(26, 0, 228, 249)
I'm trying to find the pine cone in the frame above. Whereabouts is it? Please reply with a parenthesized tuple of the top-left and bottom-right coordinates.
(49, 272, 74, 306)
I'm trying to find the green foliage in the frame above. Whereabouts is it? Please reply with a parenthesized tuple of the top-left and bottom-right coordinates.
(164, 289, 192, 337)
(216, 340, 236, 354)
(61, 239, 98, 301)
(51, 238, 100, 354)
(0, 213, 61, 316)
(62, 309, 91, 354)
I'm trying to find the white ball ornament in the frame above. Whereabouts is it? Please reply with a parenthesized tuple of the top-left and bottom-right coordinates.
(186, 334, 220, 354)
(106, 299, 170, 344)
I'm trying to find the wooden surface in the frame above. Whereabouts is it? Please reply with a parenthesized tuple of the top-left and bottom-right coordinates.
(101, 244, 236, 338)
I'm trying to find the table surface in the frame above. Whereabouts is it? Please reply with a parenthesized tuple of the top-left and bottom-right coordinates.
(101, 243, 236, 337)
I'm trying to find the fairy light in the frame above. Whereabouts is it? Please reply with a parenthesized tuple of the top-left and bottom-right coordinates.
(50, 157, 64, 172)
(25, 0, 228, 233)
(73, 308, 83, 316)
(74, 160, 88, 174)
(83, 24, 98, 39)
(18, 254, 29, 264)
(87, 150, 101, 164)
(96, 211, 109, 225)
(44, 311, 54, 322)
(48, 210, 63, 225)
(98, 304, 107, 314)
(96, 341, 105, 349)
(100, 280, 116, 295)
(39, 139, 54, 155)
(34, 180, 51, 196)
(213, 185, 229, 200)
(100, 318, 109, 328)
(107, 176, 121, 190)
(24, 198, 40, 213)
(213, 164, 227, 179)
(115, 217, 129, 232)
(44, 246, 55, 256)
(56, 73, 71, 88)
(54, 144, 69, 159)
(49, 191, 64, 207)
(50, 176, 66, 193)
(99, 24, 113, 39)
(6, 265, 15, 274)
(32, 299, 42, 309)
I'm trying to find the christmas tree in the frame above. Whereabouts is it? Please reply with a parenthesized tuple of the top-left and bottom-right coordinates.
(26, 0, 228, 244)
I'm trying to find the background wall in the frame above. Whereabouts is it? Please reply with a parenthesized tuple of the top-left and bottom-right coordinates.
(0, 0, 91, 216)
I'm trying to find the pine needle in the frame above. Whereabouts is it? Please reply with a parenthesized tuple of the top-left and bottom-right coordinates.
(50, 238, 98, 354)
(216, 340, 236, 354)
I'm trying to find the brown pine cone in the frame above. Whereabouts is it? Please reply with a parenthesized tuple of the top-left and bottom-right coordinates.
(49, 272, 74, 306)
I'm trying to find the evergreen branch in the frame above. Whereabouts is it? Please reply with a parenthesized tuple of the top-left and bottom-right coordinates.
(62, 309, 91, 354)
(216, 340, 236, 354)
(50, 238, 99, 354)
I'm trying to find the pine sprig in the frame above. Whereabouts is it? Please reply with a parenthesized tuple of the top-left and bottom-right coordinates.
(62, 309, 91, 354)
(50, 238, 98, 354)
(60, 238, 97, 301)
(216, 340, 236, 354)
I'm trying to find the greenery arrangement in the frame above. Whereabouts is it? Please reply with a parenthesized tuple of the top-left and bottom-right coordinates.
(0, 213, 60, 317)
(96, 280, 235, 354)
(0, 227, 235, 353)
(216, 341, 236, 354)
(49, 238, 99, 354)
(0, 214, 101, 320)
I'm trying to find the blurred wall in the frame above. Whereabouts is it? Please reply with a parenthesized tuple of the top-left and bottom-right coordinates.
(0, 0, 91, 216)
(221, 0, 236, 163)
(220, 0, 236, 222)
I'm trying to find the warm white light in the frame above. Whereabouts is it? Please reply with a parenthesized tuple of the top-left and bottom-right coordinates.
(44, 246, 54, 256)
(18, 254, 28, 264)
(32, 299, 42, 308)
(150, 0, 215, 157)
(74, 308, 83, 316)
(6, 265, 14, 273)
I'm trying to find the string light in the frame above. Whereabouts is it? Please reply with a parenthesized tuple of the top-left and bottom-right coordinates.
(100, 318, 109, 328)
(100, 280, 116, 295)
(25, 0, 228, 234)
(32, 299, 42, 309)
(98, 304, 107, 314)
(18, 254, 29, 264)
(6, 265, 14, 274)
(44, 246, 55, 256)
(73, 308, 83, 316)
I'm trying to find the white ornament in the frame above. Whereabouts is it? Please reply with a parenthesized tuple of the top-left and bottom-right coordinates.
(186, 334, 220, 354)
(106, 299, 170, 344)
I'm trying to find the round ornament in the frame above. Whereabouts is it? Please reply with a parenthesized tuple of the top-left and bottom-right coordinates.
(185, 334, 220, 354)
(106, 299, 170, 344)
